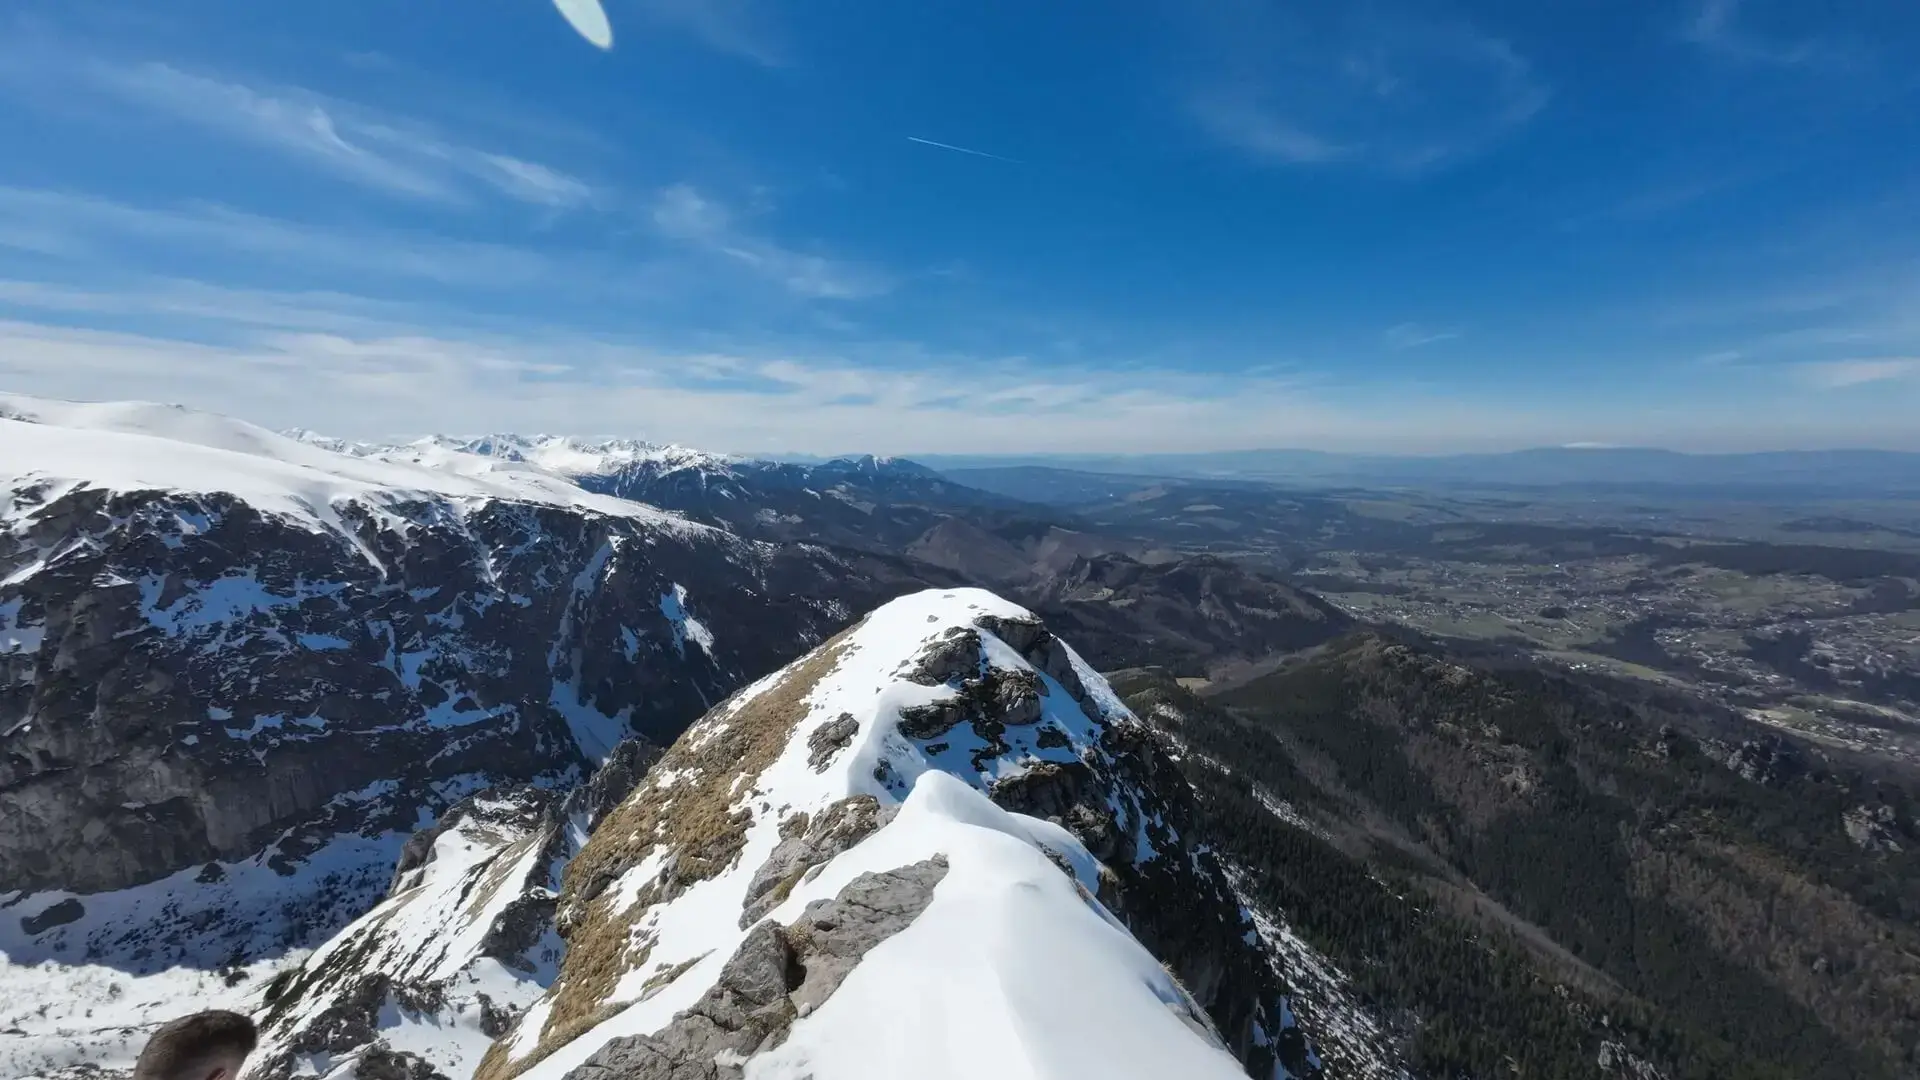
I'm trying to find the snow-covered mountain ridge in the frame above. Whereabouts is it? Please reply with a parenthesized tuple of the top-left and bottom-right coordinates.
(0, 394, 941, 1078)
(284, 426, 1020, 556)
(471, 587, 1317, 1080)
(4, 395, 695, 542)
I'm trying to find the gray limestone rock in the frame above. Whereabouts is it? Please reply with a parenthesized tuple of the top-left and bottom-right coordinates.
(903, 626, 981, 686)
(805, 713, 860, 772)
(566, 858, 948, 1080)
(976, 615, 1092, 707)
(737, 796, 895, 929)
(353, 1046, 452, 1080)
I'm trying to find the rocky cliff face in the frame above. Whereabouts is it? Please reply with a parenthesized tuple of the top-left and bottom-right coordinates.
(475, 587, 1318, 1080)
(0, 480, 924, 899)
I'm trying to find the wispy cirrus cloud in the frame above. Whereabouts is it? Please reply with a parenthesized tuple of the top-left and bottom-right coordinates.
(0, 187, 560, 288)
(1682, 0, 1860, 69)
(1189, 101, 1348, 165)
(1182, 5, 1547, 172)
(650, 184, 890, 300)
(0, 277, 1915, 453)
(630, 0, 785, 67)
(76, 61, 598, 208)
(0, 31, 596, 210)
(1801, 357, 1920, 388)
(0, 303, 1591, 454)
(1384, 322, 1460, 350)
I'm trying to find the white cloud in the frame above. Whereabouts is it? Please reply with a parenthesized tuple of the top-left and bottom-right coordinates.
(649, 184, 890, 300)
(1189, 99, 1349, 164)
(1683, 0, 1857, 68)
(0, 293, 1484, 453)
(474, 154, 596, 207)
(37, 55, 597, 209)
(0, 187, 560, 288)
(0, 291, 1913, 454)
(1184, 7, 1547, 172)
(1801, 357, 1920, 388)
(0, 183, 894, 349)
(632, 0, 785, 67)
(1383, 323, 1460, 349)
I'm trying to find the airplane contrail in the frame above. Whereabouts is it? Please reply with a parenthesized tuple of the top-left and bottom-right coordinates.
(906, 136, 1022, 164)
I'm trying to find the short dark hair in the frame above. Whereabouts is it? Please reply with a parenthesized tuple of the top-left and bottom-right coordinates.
(133, 1011, 259, 1080)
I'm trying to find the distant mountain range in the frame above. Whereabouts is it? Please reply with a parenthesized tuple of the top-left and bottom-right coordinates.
(913, 446, 1920, 496)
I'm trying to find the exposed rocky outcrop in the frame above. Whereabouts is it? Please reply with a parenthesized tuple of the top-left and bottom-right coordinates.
(737, 796, 896, 929)
(1843, 803, 1905, 853)
(355, 1046, 454, 1080)
(1723, 735, 1808, 787)
(1598, 1040, 1670, 1080)
(566, 858, 947, 1080)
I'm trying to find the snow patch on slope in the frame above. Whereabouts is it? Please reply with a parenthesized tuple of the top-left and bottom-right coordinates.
(0, 766, 501, 1080)
(1, 835, 407, 1079)
(1227, 866, 1410, 1080)
(247, 790, 571, 1080)
(657, 583, 714, 656)
(0, 597, 39, 654)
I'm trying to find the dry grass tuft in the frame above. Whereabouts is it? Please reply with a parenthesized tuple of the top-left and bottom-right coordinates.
(480, 622, 862, 1080)
(639, 951, 711, 999)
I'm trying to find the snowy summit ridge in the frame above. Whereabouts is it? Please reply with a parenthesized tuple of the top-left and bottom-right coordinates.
(474, 587, 1308, 1080)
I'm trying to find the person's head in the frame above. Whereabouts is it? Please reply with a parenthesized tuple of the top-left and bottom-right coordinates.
(132, 1010, 258, 1080)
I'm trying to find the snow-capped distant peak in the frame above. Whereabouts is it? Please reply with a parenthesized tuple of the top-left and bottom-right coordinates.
(0, 393, 706, 544)
(401, 433, 739, 479)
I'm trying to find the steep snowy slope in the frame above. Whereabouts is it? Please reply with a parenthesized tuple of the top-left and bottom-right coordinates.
(0, 395, 939, 1078)
(479, 587, 1319, 1080)
(244, 741, 654, 1080)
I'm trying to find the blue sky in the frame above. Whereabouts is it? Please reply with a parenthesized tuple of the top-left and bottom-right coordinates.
(1, 0, 1917, 453)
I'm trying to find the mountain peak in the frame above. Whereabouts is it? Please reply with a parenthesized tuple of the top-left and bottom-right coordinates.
(478, 587, 1298, 1080)
(817, 453, 946, 479)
